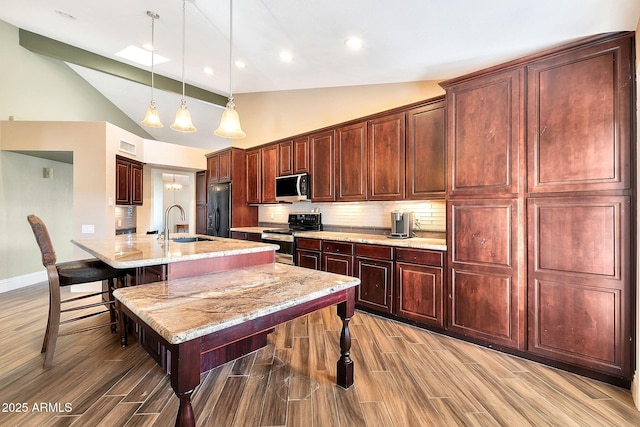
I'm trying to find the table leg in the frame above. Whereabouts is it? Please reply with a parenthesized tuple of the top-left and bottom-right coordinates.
(336, 288, 355, 389)
(171, 340, 201, 427)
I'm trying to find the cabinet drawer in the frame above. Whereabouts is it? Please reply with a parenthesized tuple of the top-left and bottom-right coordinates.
(322, 241, 354, 255)
(395, 248, 443, 267)
(355, 244, 393, 260)
(296, 237, 321, 251)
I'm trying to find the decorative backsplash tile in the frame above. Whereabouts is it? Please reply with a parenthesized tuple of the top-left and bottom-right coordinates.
(259, 200, 445, 232)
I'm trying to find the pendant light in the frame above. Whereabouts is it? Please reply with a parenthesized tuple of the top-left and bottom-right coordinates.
(170, 0, 197, 132)
(214, 0, 246, 139)
(141, 11, 163, 128)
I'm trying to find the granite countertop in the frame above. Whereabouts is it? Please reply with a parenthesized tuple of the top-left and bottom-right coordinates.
(294, 231, 447, 251)
(72, 234, 278, 269)
(230, 227, 271, 234)
(113, 263, 360, 344)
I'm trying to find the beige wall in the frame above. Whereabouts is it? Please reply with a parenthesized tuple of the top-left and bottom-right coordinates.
(233, 81, 445, 148)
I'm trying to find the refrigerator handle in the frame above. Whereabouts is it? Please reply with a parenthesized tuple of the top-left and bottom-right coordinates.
(215, 207, 220, 234)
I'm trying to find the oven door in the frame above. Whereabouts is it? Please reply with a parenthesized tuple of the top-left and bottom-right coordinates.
(261, 233, 294, 265)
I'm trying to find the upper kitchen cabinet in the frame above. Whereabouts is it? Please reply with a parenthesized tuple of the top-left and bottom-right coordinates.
(116, 155, 144, 206)
(245, 148, 261, 204)
(367, 112, 406, 200)
(336, 122, 368, 202)
(526, 34, 633, 194)
(406, 98, 446, 199)
(310, 129, 336, 202)
(278, 141, 293, 176)
(207, 149, 231, 184)
(261, 145, 278, 203)
(293, 136, 310, 174)
(441, 68, 523, 196)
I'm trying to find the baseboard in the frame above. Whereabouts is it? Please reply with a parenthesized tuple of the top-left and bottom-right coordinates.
(0, 271, 47, 293)
(633, 370, 640, 410)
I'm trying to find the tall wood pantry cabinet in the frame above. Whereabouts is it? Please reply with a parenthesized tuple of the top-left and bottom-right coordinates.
(441, 31, 634, 382)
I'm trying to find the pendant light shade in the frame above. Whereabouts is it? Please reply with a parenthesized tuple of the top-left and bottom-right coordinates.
(141, 11, 163, 128)
(171, 0, 197, 133)
(214, 0, 245, 139)
(214, 96, 246, 138)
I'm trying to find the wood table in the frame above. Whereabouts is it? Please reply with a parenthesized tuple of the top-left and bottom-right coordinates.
(113, 263, 360, 427)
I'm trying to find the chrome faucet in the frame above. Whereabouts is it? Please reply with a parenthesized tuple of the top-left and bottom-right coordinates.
(163, 204, 185, 242)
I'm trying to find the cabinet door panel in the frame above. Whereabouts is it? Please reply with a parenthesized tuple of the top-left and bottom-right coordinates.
(336, 122, 367, 201)
(356, 257, 393, 313)
(219, 150, 231, 182)
(406, 100, 446, 199)
(261, 145, 278, 203)
(527, 196, 630, 377)
(396, 263, 443, 328)
(245, 149, 261, 204)
(207, 154, 220, 183)
(130, 163, 143, 205)
(446, 68, 522, 195)
(450, 268, 516, 345)
(323, 253, 352, 276)
(296, 250, 321, 270)
(527, 37, 632, 193)
(279, 141, 293, 176)
(293, 136, 310, 174)
(310, 130, 336, 202)
(115, 158, 130, 205)
(368, 112, 405, 200)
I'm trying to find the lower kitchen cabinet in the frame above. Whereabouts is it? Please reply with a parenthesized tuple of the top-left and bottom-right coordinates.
(230, 231, 262, 242)
(355, 244, 394, 313)
(322, 241, 354, 276)
(396, 248, 444, 328)
(295, 237, 321, 270)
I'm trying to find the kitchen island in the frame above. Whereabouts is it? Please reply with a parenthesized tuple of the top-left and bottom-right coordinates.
(114, 263, 359, 427)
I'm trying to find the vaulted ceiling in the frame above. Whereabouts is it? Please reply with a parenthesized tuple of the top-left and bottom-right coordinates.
(1, 0, 639, 149)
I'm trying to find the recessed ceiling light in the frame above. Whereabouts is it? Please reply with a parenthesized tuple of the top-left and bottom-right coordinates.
(115, 45, 170, 67)
(344, 37, 364, 49)
(54, 10, 76, 20)
(280, 50, 293, 63)
(234, 60, 246, 69)
(203, 66, 214, 75)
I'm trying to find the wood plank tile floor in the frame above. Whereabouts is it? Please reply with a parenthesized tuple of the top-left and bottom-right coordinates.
(1, 283, 638, 426)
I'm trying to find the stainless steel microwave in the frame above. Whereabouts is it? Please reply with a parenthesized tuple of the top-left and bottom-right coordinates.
(275, 173, 310, 202)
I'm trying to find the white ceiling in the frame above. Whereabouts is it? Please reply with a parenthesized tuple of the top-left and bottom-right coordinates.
(1, 0, 639, 149)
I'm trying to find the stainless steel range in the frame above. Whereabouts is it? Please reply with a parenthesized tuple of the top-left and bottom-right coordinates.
(261, 213, 322, 265)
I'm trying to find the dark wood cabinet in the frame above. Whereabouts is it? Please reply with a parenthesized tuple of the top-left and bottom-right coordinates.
(278, 141, 293, 176)
(355, 244, 394, 314)
(527, 196, 631, 378)
(245, 148, 261, 204)
(195, 170, 207, 235)
(295, 237, 321, 270)
(230, 231, 262, 242)
(261, 145, 278, 203)
(206, 148, 258, 228)
(526, 36, 632, 194)
(367, 112, 405, 200)
(336, 122, 367, 201)
(293, 136, 310, 174)
(447, 198, 524, 349)
(116, 155, 144, 206)
(406, 98, 446, 199)
(443, 68, 523, 196)
(396, 263, 443, 328)
(310, 130, 336, 202)
(323, 252, 353, 276)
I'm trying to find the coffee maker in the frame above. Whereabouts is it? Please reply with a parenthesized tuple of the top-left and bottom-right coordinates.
(389, 210, 413, 239)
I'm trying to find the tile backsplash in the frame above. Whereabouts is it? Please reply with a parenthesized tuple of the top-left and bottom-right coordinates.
(259, 200, 445, 233)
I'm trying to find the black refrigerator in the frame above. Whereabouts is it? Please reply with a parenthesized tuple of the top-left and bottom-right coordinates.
(207, 182, 231, 237)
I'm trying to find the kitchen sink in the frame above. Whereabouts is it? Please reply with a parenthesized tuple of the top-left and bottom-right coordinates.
(171, 237, 214, 243)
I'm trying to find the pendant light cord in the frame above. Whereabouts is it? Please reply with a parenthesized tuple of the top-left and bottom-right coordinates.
(181, 0, 186, 101)
(229, 0, 234, 100)
(150, 13, 156, 102)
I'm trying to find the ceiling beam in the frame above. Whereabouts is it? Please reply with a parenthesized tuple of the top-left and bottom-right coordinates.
(18, 28, 228, 108)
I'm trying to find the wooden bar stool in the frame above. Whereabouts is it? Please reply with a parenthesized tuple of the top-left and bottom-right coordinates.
(27, 214, 129, 368)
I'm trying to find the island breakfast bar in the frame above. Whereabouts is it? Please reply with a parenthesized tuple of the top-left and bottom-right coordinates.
(114, 263, 359, 427)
